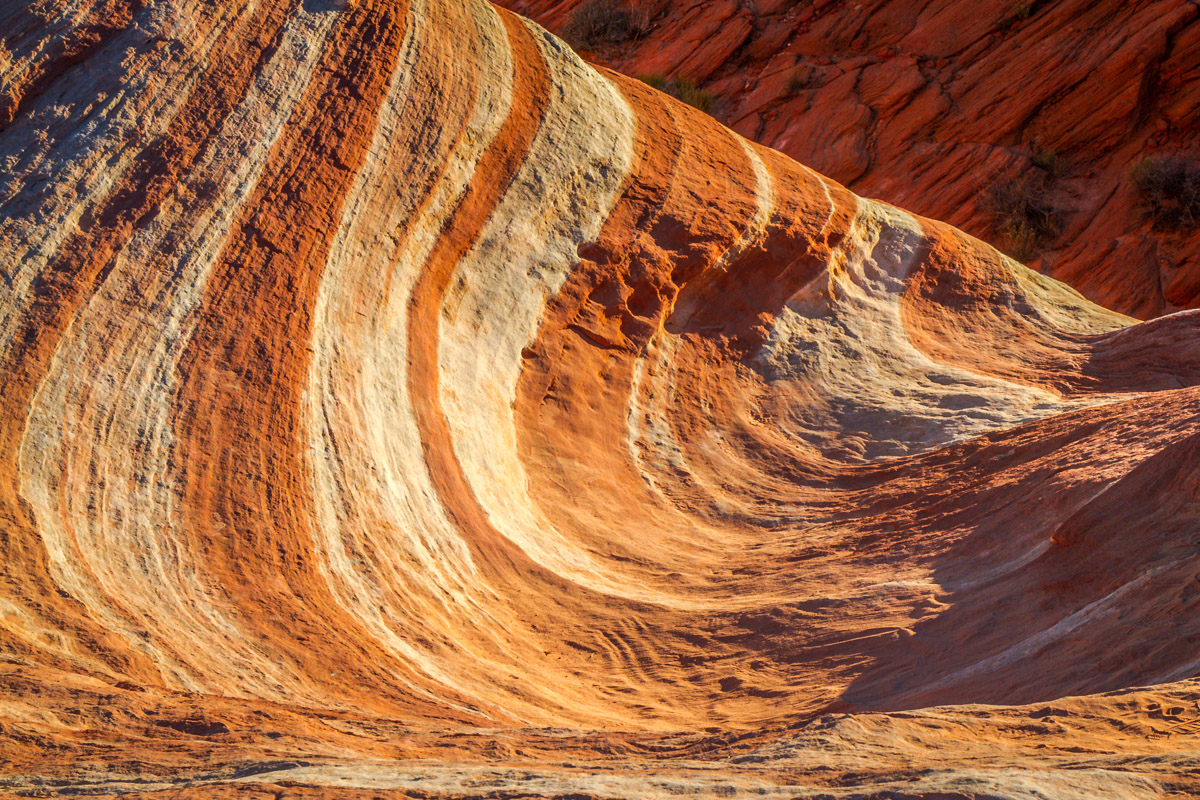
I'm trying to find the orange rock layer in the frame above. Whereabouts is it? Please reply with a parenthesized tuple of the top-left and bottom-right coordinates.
(499, 0, 1200, 319)
(1, 0, 1199, 797)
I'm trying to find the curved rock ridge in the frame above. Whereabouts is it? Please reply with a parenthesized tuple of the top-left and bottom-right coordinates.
(499, 0, 1200, 319)
(2, 0, 1200, 795)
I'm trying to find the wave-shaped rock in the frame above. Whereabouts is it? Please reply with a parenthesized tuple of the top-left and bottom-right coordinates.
(501, 0, 1200, 319)
(2, 0, 1199, 796)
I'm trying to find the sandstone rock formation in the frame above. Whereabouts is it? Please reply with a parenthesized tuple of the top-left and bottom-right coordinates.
(499, 0, 1200, 319)
(2, 0, 1200, 797)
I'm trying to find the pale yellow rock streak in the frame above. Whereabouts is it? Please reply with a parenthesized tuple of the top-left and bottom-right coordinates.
(17, 3, 341, 697)
(0, 1, 258, 358)
(304, 0, 524, 717)
(759, 198, 1097, 460)
(437, 21, 642, 600)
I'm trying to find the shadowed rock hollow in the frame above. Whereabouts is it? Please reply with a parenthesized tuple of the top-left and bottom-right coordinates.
(2, 0, 1200, 797)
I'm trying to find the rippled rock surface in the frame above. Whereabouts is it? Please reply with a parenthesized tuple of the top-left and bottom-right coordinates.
(2, 0, 1200, 797)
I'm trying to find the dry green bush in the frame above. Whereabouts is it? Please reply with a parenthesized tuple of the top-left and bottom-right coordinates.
(639, 74, 715, 113)
(562, 1, 649, 49)
(982, 173, 1063, 262)
(786, 64, 817, 94)
(1006, 0, 1034, 22)
(1031, 149, 1065, 180)
(1130, 154, 1200, 232)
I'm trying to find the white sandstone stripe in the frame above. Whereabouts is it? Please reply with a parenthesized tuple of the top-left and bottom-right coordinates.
(1006, 255, 1133, 334)
(17, 3, 341, 695)
(918, 564, 1172, 694)
(304, 0, 521, 716)
(0, 1, 257, 358)
(756, 198, 1092, 460)
(436, 20, 647, 601)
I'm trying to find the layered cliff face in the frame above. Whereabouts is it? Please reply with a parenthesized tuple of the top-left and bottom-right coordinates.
(3, 0, 1200, 797)
(498, 0, 1200, 319)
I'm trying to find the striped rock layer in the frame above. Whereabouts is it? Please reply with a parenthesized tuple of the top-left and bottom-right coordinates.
(501, 0, 1200, 319)
(2, 0, 1200, 796)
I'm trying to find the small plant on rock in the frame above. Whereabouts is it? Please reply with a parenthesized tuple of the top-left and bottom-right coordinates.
(786, 64, 817, 94)
(1130, 154, 1200, 232)
(561, 0, 649, 50)
(1006, 0, 1034, 22)
(639, 74, 715, 113)
(640, 73, 670, 92)
(1031, 149, 1065, 180)
(981, 172, 1063, 262)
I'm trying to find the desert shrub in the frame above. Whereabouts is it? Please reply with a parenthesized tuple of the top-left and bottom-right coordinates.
(981, 172, 1063, 262)
(638, 74, 715, 113)
(995, 222, 1043, 263)
(1030, 149, 1065, 179)
(1130, 154, 1200, 231)
(561, 1, 648, 50)
(1007, 0, 1034, 21)
(640, 73, 669, 92)
(672, 80, 715, 112)
(786, 64, 817, 94)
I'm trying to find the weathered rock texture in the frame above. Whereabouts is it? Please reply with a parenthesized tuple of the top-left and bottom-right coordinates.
(499, 0, 1200, 319)
(2, 0, 1200, 797)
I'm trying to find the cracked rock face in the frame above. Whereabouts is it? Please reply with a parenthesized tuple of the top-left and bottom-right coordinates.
(501, 0, 1200, 319)
(2, 0, 1200, 798)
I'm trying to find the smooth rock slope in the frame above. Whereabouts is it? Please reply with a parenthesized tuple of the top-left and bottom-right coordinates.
(2, 0, 1200, 796)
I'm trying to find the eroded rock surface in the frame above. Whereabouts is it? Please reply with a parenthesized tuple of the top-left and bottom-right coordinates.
(2, 0, 1200, 797)
(499, 0, 1200, 318)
